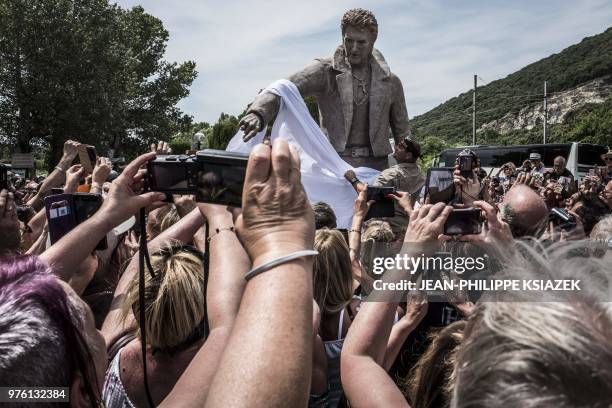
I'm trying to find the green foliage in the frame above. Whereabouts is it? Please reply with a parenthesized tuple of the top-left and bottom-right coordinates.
(0, 0, 197, 168)
(208, 113, 239, 150)
(411, 27, 612, 149)
(169, 121, 210, 153)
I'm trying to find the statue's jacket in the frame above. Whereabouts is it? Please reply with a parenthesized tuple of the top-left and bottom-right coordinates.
(247, 46, 412, 158)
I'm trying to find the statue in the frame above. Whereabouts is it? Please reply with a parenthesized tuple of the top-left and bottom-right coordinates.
(239, 8, 412, 170)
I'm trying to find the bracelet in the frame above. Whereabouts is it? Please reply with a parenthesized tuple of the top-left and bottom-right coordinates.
(245, 250, 319, 281)
(55, 166, 66, 173)
(349, 229, 361, 234)
(207, 226, 235, 242)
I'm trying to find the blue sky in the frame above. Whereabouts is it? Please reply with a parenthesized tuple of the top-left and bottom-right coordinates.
(114, 0, 612, 124)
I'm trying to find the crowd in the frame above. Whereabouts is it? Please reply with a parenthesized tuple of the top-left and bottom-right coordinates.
(0, 136, 611, 407)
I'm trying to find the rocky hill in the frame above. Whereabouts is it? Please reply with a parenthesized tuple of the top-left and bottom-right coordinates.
(410, 26, 612, 160)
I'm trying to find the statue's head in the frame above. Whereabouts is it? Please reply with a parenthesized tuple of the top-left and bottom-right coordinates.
(341, 8, 378, 67)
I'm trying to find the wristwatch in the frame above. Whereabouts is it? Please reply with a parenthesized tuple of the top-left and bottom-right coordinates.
(349, 177, 359, 185)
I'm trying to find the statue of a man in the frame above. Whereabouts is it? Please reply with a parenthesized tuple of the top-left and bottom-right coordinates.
(239, 8, 412, 170)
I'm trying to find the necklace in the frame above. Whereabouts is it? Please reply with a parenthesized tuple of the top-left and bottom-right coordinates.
(352, 67, 370, 106)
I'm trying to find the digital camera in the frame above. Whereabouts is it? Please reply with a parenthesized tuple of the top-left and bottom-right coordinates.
(457, 149, 479, 178)
(145, 149, 249, 207)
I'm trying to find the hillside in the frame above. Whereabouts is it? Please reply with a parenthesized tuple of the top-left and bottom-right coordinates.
(410, 27, 612, 155)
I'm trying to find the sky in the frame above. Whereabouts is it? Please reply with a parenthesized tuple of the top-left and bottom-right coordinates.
(114, 0, 612, 125)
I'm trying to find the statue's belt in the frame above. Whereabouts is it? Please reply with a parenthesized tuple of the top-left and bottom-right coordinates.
(339, 146, 374, 158)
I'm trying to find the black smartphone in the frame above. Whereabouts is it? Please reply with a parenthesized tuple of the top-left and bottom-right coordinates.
(425, 168, 455, 204)
(365, 186, 395, 219)
(45, 193, 107, 250)
(73, 193, 107, 250)
(195, 150, 248, 207)
(549, 207, 576, 231)
(444, 208, 482, 236)
(0, 164, 8, 190)
(45, 194, 76, 245)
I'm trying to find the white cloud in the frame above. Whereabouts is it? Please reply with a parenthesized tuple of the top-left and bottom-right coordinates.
(114, 0, 612, 124)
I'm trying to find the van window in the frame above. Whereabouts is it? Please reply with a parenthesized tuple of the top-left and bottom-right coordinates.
(578, 145, 607, 166)
(439, 145, 572, 168)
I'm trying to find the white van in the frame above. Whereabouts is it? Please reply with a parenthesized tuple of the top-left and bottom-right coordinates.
(433, 142, 609, 181)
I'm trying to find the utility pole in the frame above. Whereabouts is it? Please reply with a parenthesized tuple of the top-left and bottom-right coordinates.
(472, 74, 477, 145)
(543, 80, 548, 144)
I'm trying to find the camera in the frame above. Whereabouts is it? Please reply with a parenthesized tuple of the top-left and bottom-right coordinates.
(444, 207, 483, 236)
(457, 149, 479, 178)
(365, 186, 396, 219)
(549, 207, 576, 231)
(44, 193, 107, 250)
(146, 149, 249, 207)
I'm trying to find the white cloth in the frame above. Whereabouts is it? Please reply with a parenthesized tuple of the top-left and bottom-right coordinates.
(226, 79, 380, 228)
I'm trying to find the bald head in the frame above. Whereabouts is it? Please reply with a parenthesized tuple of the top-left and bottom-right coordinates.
(501, 185, 548, 238)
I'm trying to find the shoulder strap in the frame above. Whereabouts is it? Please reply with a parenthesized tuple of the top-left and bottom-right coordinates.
(107, 332, 136, 364)
(337, 308, 346, 340)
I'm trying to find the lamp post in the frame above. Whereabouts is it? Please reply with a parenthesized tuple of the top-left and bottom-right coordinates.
(193, 131, 205, 151)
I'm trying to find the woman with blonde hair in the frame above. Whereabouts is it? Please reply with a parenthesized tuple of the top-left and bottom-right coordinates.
(102, 204, 249, 407)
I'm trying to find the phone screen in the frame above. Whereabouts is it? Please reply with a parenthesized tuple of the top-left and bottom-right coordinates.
(73, 194, 107, 250)
(148, 162, 195, 192)
(444, 209, 482, 235)
(73, 195, 102, 224)
(365, 186, 395, 219)
(426, 168, 455, 204)
(196, 162, 246, 207)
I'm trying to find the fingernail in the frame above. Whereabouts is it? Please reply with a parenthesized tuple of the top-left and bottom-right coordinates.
(156, 193, 166, 200)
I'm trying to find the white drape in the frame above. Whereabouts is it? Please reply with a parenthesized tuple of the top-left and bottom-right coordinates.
(226, 79, 380, 228)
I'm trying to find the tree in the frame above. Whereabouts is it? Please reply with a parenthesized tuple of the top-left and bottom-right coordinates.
(0, 0, 197, 167)
(208, 113, 239, 150)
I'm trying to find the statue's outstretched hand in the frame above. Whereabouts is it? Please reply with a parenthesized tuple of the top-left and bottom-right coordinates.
(240, 113, 263, 142)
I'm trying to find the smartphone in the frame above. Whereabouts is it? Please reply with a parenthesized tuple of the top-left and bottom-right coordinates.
(195, 150, 248, 207)
(444, 208, 482, 236)
(45, 194, 76, 245)
(73, 193, 107, 250)
(549, 207, 576, 231)
(45, 193, 107, 250)
(0, 164, 8, 190)
(78, 145, 97, 174)
(425, 168, 455, 204)
(365, 186, 396, 219)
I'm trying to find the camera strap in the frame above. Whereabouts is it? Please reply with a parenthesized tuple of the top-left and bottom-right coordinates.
(138, 207, 156, 408)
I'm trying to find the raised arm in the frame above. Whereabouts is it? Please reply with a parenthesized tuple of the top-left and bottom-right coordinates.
(27, 140, 80, 210)
(202, 140, 315, 408)
(158, 204, 249, 407)
(40, 153, 166, 281)
(100, 207, 206, 346)
(240, 59, 328, 142)
(350, 188, 374, 293)
(341, 203, 452, 408)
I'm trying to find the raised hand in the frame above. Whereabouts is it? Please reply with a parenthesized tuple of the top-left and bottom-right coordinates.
(236, 139, 314, 266)
(404, 202, 453, 244)
(63, 165, 85, 193)
(150, 140, 172, 155)
(92, 157, 112, 187)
